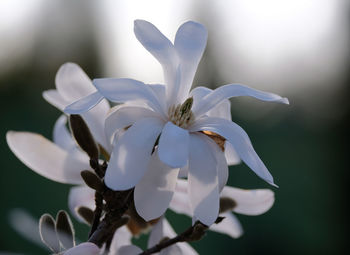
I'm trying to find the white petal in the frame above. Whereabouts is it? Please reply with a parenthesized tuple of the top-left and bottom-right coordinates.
(116, 245, 143, 255)
(53, 115, 75, 151)
(149, 83, 167, 112)
(104, 117, 164, 190)
(68, 186, 95, 223)
(6, 131, 89, 184)
(93, 78, 165, 116)
(105, 106, 161, 144)
(134, 20, 179, 103)
(190, 86, 232, 120)
(110, 226, 132, 254)
(169, 179, 191, 216)
(43, 89, 68, 111)
(175, 22, 208, 102)
(225, 142, 241, 166)
(158, 122, 189, 168)
(178, 164, 188, 178)
(64, 242, 100, 255)
(190, 86, 239, 165)
(9, 209, 44, 248)
(221, 187, 275, 216)
(64, 91, 104, 114)
(192, 84, 289, 117)
(190, 117, 276, 186)
(205, 137, 228, 192)
(134, 150, 179, 221)
(188, 133, 219, 226)
(55, 63, 96, 102)
(56, 63, 111, 150)
(209, 212, 243, 239)
(53, 115, 88, 161)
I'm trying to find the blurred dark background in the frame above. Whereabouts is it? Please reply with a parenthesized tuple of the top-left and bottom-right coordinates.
(0, 1, 348, 254)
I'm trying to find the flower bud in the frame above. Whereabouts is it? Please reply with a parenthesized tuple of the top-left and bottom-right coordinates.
(81, 170, 104, 192)
(76, 206, 94, 225)
(56, 210, 75, 250)
(69, 114, 99, 160)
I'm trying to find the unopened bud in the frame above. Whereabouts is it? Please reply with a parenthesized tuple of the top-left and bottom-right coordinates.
(219, 197, 237, 213)
(69, 114, 99, 160)
(55, 210, 75, 249)
(76, 206, 94, 225)
(39, 213, 60, 253)
(81, 170, 104, 191)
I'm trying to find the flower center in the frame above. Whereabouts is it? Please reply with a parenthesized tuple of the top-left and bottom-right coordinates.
(168, 97, 195, 129)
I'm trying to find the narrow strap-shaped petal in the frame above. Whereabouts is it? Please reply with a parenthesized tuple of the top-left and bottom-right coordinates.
(190, 86, 232, 120)
(109, 226, 132, 254)
(53, 63, 111, 151)
(9, 209, 45, 248)
(225, 142, 241, 166)
(189, 117, 277, 186)
(64, 242, 100, 255)
(158, 121, 189, 168)
(169, 179, 191, 216)
(188, 133, 219, 226)
(55, 62, 96, 102)
(175, 21, 208, 102)
(6, 131, 88, 184)
(68, 186, 95, 223)
(43, 89, 68, 111)
(104, 117, 164, 190)
(64, 91, 104, 114)
(205, 137, 228, 192)
(105, 105, 161, 144)
(190, 86, 240, 165)
(53, 115, 77, 151)
(209, 212, 243, 239)
(93, 78, 166, 117)
(53, 115, 88, 161)
(61, 92, 111, 152)
(192, 84, 289, 117)
(134, 150, 179, 221)
(221, 187, 275, 215)
(134, 20, 179, 103)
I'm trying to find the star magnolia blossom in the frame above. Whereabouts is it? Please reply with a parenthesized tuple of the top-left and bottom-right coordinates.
(6, 63, 111, 185)
(65, 20, 288, 226)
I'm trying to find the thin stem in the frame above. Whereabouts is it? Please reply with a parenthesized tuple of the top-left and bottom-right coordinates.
(140, 221, 207, 255)
(88, 191, 103, 238)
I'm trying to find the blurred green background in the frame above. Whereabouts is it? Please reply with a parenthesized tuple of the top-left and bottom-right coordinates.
(0, 1, 348, 254)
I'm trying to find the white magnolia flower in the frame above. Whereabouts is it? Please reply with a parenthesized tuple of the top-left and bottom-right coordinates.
(170, 179, 275, 239)
(6, 63, 110, 185)
(65, 20, 288, 226)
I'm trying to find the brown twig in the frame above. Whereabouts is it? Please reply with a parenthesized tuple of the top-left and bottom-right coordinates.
(139, 218, 223, 255)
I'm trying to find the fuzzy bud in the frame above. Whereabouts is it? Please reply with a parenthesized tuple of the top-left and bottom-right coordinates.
(80, 170, 104, 192)
(69, 114, 99, 160)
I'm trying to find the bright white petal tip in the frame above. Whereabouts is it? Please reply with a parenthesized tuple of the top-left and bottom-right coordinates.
(6, 131, 87, 184)
(158, 122, 189, 168)
(64, 92, 103, 114)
